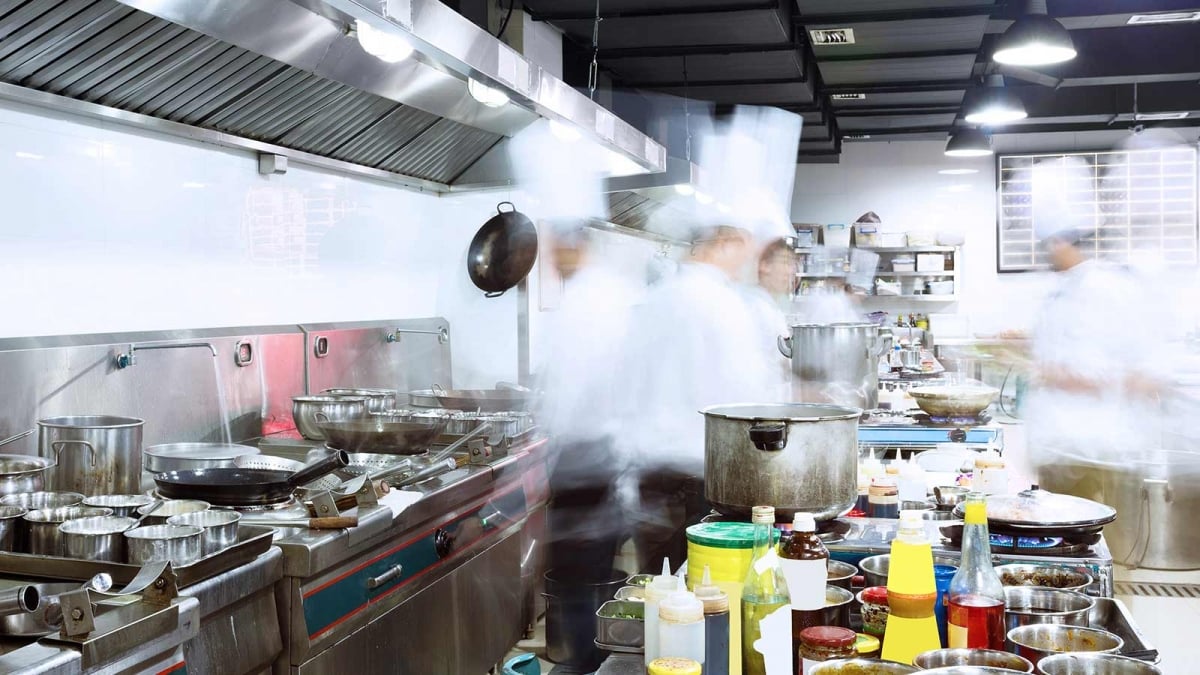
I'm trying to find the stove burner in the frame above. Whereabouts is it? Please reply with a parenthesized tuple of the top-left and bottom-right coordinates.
(916, 411, 992, 427)
(151, 489, 298, 511)
(939, 523, 1097, 557)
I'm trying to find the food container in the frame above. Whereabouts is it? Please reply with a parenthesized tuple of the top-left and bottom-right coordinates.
(24, 506, 114, 556)
(1, 491, 83, 510)
(647, 658, 701, 675)
(919, 668, 1028, 675)
(913, 648, 1034, 672)
(167, 510, 240, 555)
(917, 253, 947, 272)
(595, 599, 643, 649)
(1006, 624, 1123, 666)
(892, 256, 917, 272)
(124, 524, 204, 566)
(853, 633, 880, 659)
(927, 280, 955, 295)
(996, 564, 1093, 592)
(1036, 653, 1162, 675)
(143, 443, 260, 473)
(822, 585, 855, 628)
(59, 515, 138, 562)
(858, 586, 889, 637)
(1004, 587, 1095, 631)
(879, 232, 908, 248)
(613, 586, 645, 602)
(827, 560, 857, 590)
(823, 223, 852, 249)
(626, 574, 654, 587)
(933, 486, 969, 509)
(0, 506, 27, 551)
(808, 658, 918, 674)
(82, 494, 154, 518)
(291, 395, 368, 440)
(136, 500, 209, 525)
(854, 224, 879, 248)
(906, 231, 936, 246)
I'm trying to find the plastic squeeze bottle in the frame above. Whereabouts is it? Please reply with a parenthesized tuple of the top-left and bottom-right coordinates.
(880, 510, 941, 665)
(645, 558, 679, 665)
(694, 566, 731, 675)
(659, 591, 705, 665)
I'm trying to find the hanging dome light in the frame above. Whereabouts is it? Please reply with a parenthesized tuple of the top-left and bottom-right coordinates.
(964, 74, 1028, 125)
(993, 0, 1076, 66)
(945, 127, 993, 157)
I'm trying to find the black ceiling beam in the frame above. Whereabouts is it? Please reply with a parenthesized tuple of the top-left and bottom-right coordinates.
(794, 4, 998, 25)
(836, 107, 962, 117)
(846, 118, 1200, 137)
(824, 80, 972, 95)
(525, 1, 779, 22)
(598, 42, 799, 59)
(816, 48, 981, 63)
(621, 76, 806, 88)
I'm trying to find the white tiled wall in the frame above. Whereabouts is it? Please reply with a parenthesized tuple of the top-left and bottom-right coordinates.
(0, 99, 525, 387)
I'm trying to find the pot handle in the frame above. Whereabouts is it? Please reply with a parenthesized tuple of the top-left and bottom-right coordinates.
(484, 290, 507, 298)
(51, 440, 97, 467)
(497, 201, 516, 214)
(749, 422, 788, 451)
(777, 335, 793, 359)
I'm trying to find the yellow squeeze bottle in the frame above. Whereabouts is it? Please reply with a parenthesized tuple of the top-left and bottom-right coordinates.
(881, 510, 942, 665)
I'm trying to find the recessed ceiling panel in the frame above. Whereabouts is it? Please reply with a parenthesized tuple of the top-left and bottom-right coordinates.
(797, 0, 995, 14)
(554, 8, 789, 49)
(818, 54, 977, 84)
(838, 113, 957, 130)
(606, 50, 803, 84)
(651, 81, 815, 105)
(810, 16, 989, 56)
(831, 90, 966, 107)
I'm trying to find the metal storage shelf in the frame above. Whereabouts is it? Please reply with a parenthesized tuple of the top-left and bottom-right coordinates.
(856, 246, 957, 253)
(862, 295, 959, 302)
(876, 271, 956, 277)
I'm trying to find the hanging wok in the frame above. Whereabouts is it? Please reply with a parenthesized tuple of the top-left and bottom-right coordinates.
(153, 450, 349, 506)
(467, 201, 538, 298)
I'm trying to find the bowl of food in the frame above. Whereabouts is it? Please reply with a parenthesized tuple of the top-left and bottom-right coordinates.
(913, 648, 1033, 672)
(995, 564, 1093, 592)
(1006, 624, 1123, 666)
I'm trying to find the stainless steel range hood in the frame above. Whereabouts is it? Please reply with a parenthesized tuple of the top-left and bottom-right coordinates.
(603, 156, 707, 234)
(0, 0, 665, 192)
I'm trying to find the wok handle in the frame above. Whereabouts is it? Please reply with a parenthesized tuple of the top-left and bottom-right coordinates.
(777, 335, 793, 359)
(497, 201, 515, 214)
(287, 450, 349, 489)
(484, 290, 506, 298)
(308, 516, 358, 529)
(51, 440, 97, 467)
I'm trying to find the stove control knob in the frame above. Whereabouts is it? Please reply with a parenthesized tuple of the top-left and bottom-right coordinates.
(434, 529, 455, 558)
(949, 428, 967, 443)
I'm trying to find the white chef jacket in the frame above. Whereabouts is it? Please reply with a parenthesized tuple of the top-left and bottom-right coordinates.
(624, 262, 777, 475)
(1025, 260, 1165, 466)
(741, 284, 793, 398)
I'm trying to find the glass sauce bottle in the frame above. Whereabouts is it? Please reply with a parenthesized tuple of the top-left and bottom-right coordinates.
(947, 492, 1006, 650)
(778, 512, 827, 675)
(742, 505, 790, 675)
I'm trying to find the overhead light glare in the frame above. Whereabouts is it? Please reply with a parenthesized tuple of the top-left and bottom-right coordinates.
(673, 183, 695, 196)
(938, 168, 980, 175)
(549, 120, 582, 142)
(963, 76, 1027, 125)
(14, 151, 43, 160)
(993, 9, 1076, 66)
(1127, 12, 1200, 25)
(945, 128, 993, 157)
(694, 191, 714, 205)
(354, 19, 414, 63)
(468, 78, 509, 108)
(1134, 112, 1189, 121)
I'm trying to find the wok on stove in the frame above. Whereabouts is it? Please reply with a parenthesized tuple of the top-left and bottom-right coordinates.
(316, 413, 447, 455)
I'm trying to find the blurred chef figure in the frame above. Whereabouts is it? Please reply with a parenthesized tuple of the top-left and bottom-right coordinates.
(625, 222, 783, 571)
(1022, 158, 1167, 478)
(538, 220, 643, 580)
(743, 237, 797, 394)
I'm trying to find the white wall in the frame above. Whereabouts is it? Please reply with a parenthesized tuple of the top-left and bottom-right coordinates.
(0, 98, 526, 387)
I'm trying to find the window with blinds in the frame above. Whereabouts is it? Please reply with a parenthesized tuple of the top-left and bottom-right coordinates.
(997, 146, 1198, 272)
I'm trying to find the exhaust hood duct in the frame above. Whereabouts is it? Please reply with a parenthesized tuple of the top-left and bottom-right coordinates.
(603, 156, 709, 235)
(0, 0, 664, 192)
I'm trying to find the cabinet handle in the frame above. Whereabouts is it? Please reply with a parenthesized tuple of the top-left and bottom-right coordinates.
(366, 564, 404, 589)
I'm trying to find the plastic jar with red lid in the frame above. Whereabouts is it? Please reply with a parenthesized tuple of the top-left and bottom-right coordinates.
(798, 626, 856, 673)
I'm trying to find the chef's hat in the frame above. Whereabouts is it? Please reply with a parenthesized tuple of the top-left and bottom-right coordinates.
(1030, 157, 1095, 243)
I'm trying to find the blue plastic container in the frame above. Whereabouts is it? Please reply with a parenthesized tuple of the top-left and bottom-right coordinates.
(933, 564, 957, 647)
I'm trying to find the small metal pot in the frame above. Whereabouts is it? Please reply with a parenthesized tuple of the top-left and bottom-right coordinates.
(24, 506, 114, 556)
(322, 388, 397, 414)
(82, 494, 154, 518)
(1007, 624, 1123, 666)
(167, 510, 240, 555)
(913, 648, 1034, 672)
(1004, 587, 1095, 632)
(822, 585, 854, 628)
(1036, 653, 1163, 675)
(59, 516, 138, 562)
(933, 485, 969, 509)
(0, 506, 27, 551)
(136, 500, 209, 525)
(1, 492, 83, 510)
(808, 659, 918, 674)
(124, 524, 203, 566)
(996, 564, 1093, 592)
(827, 559, 857, 590)
(0, 455, 55, 497)
(919, 668, 1029, 675)
(292, 396, 368, 440)
(859, 553, 959, 588)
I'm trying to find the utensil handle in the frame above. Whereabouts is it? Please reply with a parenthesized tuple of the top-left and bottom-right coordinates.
(497, 201, 515, 214)
(0, 586, 38, 617)
(777, 335, 793, 359)
(366, 564, 404, 589)
(0, 429, 35, 449)
(390, 458, 457, 489)
(484, 290, 506, 298)
(50, 440, 97, 467)
(287, 450, 349, 489)
(308, 516, 358, 529)
(426, 422, 491, 466)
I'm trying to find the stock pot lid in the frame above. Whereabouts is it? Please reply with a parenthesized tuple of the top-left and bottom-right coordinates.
(953, 487, 1116, 529)
(701, 403, 862, 422)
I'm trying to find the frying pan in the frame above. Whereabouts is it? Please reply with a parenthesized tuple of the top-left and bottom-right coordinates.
(409, 385, 537, 412)
(467, 201, 538, 298)
(315, 412, 446, 454)
(153, 450, 349, 506)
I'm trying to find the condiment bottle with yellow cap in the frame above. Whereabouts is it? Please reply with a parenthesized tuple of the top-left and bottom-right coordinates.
(880, 509, 941, 664)
(648, 657, 702, 675)
(694, 565, 730, 675)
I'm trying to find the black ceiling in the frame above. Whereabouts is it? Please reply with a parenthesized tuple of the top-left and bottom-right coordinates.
(517, 0, 1200, 161)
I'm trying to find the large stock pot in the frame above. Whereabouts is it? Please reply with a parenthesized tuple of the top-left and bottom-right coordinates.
(702, 403, 861, 521)
(37, 416, 144, 495)
(778, 323, 883, 410)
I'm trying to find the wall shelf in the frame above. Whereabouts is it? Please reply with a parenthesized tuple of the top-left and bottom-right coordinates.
(876, 271, 956, 277)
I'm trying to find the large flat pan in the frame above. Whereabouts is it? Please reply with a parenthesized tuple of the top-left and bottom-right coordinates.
(317, 418, 445, 454)
(154, 451, 347, 506)
(408, 388, 536, 412)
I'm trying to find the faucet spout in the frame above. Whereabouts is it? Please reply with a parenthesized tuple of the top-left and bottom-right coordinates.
(115, 342, 218, 369)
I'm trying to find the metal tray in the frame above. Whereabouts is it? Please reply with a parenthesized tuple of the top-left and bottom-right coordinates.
(1090, 596, 1159, 663)
(0, 525, 275, 588)
(594, 639, 642, 655)
(595, 600, 644, 649)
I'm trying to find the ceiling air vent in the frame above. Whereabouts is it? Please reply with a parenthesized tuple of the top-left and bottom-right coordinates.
(831, 93, 866, 101)
(810, 28, 855, 45)
(1127, 12, 1200, 24)
(843, 134, 871, 140)
(1134, 112, 1190, 121)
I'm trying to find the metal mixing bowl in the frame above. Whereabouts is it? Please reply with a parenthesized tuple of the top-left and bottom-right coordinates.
(827, 559, 857, 590)
(82, 494, 154, 518)
(1036, 653, 1162, 675)
(859, 553, 959, 588)
(1004, 586, 1095, 632)
(913, 648, 1034, 672)
(124, 524, 204, 566)
(59, 515, 138, 562)
(291, 395, 368, 440)
(1007, 624, 1123, 665)
(1, 491, 83, 510)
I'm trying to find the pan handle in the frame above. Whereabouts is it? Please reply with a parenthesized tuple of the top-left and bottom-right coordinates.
(287, 450, 349, 490)
(484, 290, 506, 298)
(497, 201, 516, 214)
(51, 440, 97, 467)
(777, 335, 793, 359)
(0, 429, 34, 449)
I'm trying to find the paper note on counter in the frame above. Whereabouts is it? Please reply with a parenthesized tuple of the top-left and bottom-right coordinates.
(379, 489, 424, 518)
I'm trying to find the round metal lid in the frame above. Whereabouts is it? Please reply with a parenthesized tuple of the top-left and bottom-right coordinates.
(700, 403, 862, 422)
(144, 443, 260, 462)
(953, 487, 1116, 529)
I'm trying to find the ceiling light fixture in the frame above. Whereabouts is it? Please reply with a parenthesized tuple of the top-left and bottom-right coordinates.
(964, 74, 1027, 125)
(354, 19, 414, 63)
(944, 127, 993, 157)
(993, 0, 1076, 66)
(1127, 11, 1200, 25)
(1134, 112, 1190, 121)
(938, 168, 980, 175)
(468, 78, 509, 108)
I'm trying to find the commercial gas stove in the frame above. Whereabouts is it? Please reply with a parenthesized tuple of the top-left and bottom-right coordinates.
(824, 517, 1113, 597)
(858, 409, 1003, 451)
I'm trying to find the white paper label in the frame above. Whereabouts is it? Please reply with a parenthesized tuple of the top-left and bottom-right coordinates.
(752, 548, 779, 576)
(779, 558, 826, 610)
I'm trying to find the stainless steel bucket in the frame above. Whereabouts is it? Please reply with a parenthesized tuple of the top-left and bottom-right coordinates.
(702, 403, 861, 521)
(37, 416, 144, 496)
(778, 323, 883, 409)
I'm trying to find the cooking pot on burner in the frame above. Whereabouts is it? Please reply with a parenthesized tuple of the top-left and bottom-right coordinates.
(702, 403, 861, 521)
